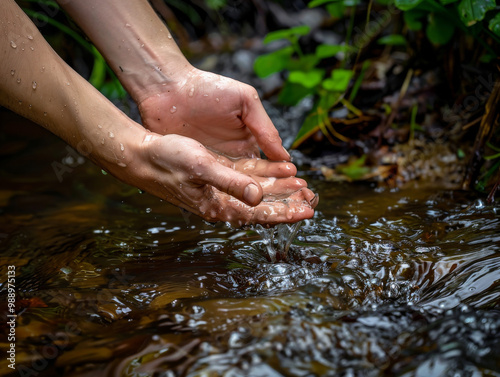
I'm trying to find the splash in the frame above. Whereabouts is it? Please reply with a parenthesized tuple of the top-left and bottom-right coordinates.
(254, 221, 303, 262)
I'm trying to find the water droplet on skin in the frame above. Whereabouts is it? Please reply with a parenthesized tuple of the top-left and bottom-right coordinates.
(167, 34, 172, 39)
(254, 94, 259, 100)
(16, 78, 21, 84)
(10, 70, 15, 76)
(30, 47, 34, 51)
(18, 100, 22, 105)
(66, 82, 70, 86)
(108, 131, 114, 138)
(101, 138, 105, 145)
(32, 81, 37, 90)
(215, 97, 220, 102)
(43, 112, 47, 116)
(97, 124, 102, 129)
(170, 106, 177, 113)
(27, 35, 34, 40)
(117, 162, 127, 167)
(188, 87, 195, 97)
(21, 48, 24, 51)
(41, 66, 45, 72)
(120, 143, 124, 151)
(125, 23, 131, 28)
(10, 41, 17, 48)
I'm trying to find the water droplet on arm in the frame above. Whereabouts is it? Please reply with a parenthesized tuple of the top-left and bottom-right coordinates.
(108, 131, 115, 138)
(188, 87, 195, 97)
(170, 106, 177, 113)
(32, 81, 37, 90)
(120, 143, 125, 151)
(16, 78, 21, 84)
(27, 35, 33, 40)
(10, 41, 17, 49)
(10, 70, 15, 76)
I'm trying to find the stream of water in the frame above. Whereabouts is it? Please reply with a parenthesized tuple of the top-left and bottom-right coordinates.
(0, 119, 499, 376)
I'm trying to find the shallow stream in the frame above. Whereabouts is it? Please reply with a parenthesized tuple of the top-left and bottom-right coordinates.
(1, 117, 499, 377)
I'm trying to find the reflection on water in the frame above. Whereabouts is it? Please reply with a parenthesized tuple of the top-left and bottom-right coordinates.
(1, 118, 500, 376)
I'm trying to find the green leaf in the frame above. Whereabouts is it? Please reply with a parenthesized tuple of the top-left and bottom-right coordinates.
(326, 2, 346, 17)
(253, 47, 294, 77)
(489, 13, 500, 36)
(458, 0, 496, 26)
(377, 34, 407, 45)
(315, 44, 345, 58)
(439, 0, 459, 4)
(426, 12, 455, 44)
(338, 155, 370, 180)
(288, 69, 325, 88)
(308, 0, 339, 7)
(404, 9, 427, 30)
(278, 82, 315, 106)
(322, 69, 353, 92)
(395, 0, 424, 11)
(263, 25, 311, 44)
(205, 0, 227, 10)
(287, 54, 321, 71)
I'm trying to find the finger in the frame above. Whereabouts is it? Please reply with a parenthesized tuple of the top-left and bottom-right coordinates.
(233, 159, 297, 178)
(254, 176, 309, 196)
(198, 163, 264, 207)
(241, 87, 290, 161)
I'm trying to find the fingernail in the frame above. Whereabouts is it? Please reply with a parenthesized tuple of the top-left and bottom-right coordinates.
(282, 146, 291, 160)
(309, 194, 319, 208)
(243, 183, 261, 205)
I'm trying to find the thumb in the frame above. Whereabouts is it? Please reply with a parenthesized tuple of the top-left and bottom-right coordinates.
(201, 164, 263, 206)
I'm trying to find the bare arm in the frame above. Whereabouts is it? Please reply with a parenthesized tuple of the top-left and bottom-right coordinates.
(57, 0, 291, 161)
(1, 0, 317, 225)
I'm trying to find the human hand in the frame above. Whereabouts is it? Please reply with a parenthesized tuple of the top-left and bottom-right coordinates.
(123, 133, 316, 226)
(138, 67, 290, 161)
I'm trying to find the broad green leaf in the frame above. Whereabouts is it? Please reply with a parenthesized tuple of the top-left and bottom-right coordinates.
(263, 25, 311, 44)
(287, 54, 321, 71)
(458, 0, 496, 26)
(395, 0, 424, 11)
(326, 2, 346, 17)
(278, 82, 315, 106)
(315, 44, 345, 58)
(288, 69, 325, 88)
(377, 34, 407, 45)
(253, 47, 293, 77)
(322, 69, 353, 92)
(489, 12, 500, 37)
(426, 12, 455, 44)
(404, 9, 427, 30)
(308, 0, 340, 7)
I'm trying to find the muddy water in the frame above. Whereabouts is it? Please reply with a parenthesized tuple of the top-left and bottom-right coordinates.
(1, 117, 500, 377)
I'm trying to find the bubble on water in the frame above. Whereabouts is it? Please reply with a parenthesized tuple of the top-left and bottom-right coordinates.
(10, 41, 17, 49)
(120, 143, 125, 151)
(117, 162, 127, 167)
(32, 81, 37, 90)
(10, 70, 15, 76)
(108, 131, 115, 138)
(170, 106, 177, 113)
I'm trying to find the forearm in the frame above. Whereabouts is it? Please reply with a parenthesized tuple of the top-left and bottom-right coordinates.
(57, 0, 191, 104)
(1, 0, 146, 174)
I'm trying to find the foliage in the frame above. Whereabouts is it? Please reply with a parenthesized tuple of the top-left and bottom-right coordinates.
(22, 0, 126, 99)
(253, 0, 500, 153)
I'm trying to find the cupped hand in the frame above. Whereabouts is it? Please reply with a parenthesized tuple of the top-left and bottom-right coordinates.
(126, 133, 316, 226)
(137, 67, 290, 161)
